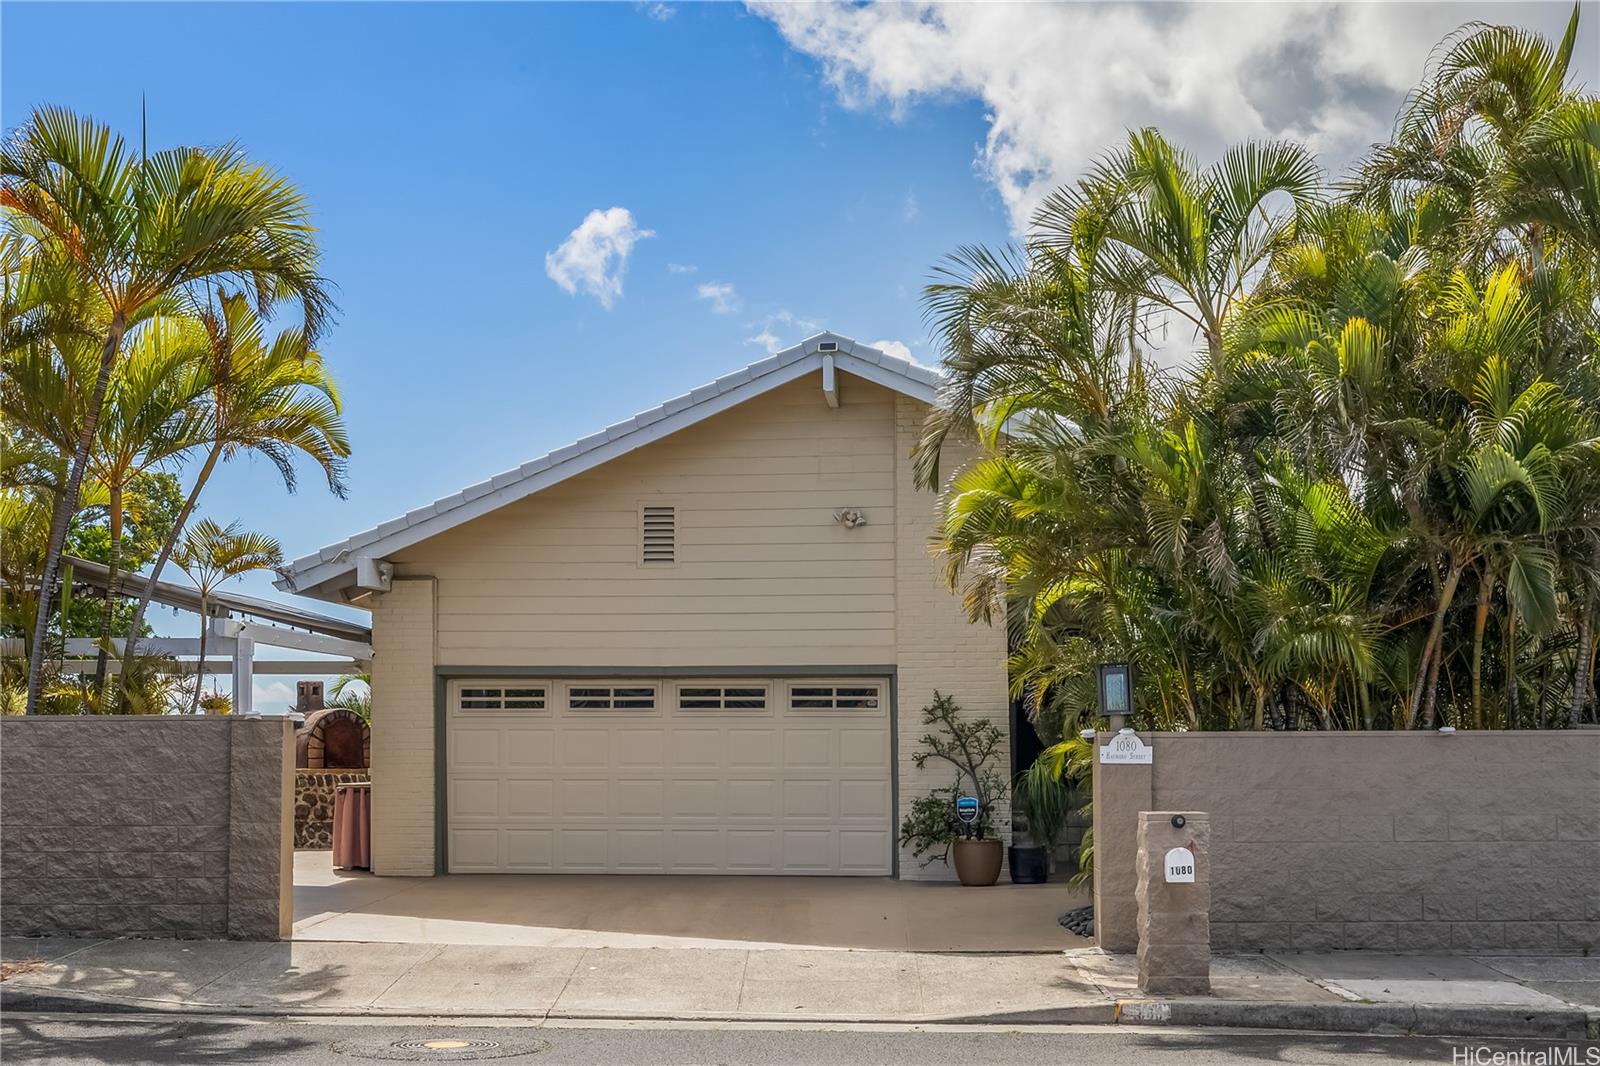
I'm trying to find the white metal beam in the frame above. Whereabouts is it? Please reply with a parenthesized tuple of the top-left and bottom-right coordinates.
(231, 635, 255, 715)
(52, 658, 363, 676)
(210, 618, 373, 660)
(821, 354, 840, 408)
(54, 636, 236, 657)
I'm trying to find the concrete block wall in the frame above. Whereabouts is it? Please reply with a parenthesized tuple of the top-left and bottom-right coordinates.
(0, 715, 293, 940)
(369, 576, 437, 875)
(1094, 730, 1600, 954)
(893, 396, 1011, 880)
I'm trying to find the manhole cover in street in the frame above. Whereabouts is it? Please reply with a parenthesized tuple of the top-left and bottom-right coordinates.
(329, 1037, 549, 1061)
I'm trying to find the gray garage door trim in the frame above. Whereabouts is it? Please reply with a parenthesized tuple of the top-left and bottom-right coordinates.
(432, 666, 899, 876)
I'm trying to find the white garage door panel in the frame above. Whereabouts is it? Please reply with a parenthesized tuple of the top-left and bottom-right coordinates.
(447, 677, 891, 874)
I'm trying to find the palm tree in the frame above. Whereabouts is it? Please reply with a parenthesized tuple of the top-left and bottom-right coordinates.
(2, 105, 332, 712)
(1358, 3, 1586, 270)
(3, 314, 209, 685)
(1033, 130, 1321, 386)
(171, 519, 282, 715)
(121, 291, 348, 663)
(917, 8, 1600, 734)
(327, 671, 372, 722)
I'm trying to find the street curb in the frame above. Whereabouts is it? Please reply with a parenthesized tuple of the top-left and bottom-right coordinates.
(0, 987, 1119, 1026)
(9, 986, 1594, 1038)
(1114, 998, 1600, 1041)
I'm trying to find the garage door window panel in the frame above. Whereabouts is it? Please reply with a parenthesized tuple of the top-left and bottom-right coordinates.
(674, 681, 772, 713)
(786, 682, 884, 713)
(454, 682, 551, 714)
(564, 682, 659, 711)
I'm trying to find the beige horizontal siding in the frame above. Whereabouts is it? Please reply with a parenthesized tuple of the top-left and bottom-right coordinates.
(397, 373, 898, 668)
(420, 560, 893, 582)
(438, 593, 895, 615)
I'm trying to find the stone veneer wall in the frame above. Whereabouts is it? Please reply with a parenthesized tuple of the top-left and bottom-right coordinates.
(0, 715, 293, 940)
(295, 769, 371, 849)
(1094, 730, 1600, 955)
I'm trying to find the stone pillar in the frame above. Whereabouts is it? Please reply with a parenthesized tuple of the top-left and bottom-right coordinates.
(226, 716, 295, 940)
(1092, 730, 1155, 952)
(1135, 811, 1211, 996)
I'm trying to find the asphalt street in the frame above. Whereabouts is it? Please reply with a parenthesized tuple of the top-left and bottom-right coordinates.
(3, 1014, 1595, 1066)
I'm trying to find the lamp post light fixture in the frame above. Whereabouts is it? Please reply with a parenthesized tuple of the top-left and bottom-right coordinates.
(1097, 662, 1134, 732)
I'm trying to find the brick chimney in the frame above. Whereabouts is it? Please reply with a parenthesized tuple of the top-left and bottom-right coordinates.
(296, 680, 326, 715)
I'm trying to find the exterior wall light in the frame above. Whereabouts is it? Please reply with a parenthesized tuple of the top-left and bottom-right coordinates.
(833, 509, 868, 529)
(1097, 662, 1134, 731)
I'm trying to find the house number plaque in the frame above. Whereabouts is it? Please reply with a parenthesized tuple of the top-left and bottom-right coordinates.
(1098, 730, 1153, 765)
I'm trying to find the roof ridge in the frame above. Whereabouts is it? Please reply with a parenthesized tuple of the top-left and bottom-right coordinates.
(279, 333, 942, 593)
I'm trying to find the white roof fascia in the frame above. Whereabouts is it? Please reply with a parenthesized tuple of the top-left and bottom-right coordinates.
(278, 334, 942, 595)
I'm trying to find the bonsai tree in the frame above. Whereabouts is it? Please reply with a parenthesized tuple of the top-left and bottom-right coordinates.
(898, 691, 1008, 866)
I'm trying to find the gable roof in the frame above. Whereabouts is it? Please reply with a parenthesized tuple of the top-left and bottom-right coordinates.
(277, 333, 941, 598)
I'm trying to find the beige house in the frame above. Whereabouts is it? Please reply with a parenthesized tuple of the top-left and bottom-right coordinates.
(280, 334, 1008, 880)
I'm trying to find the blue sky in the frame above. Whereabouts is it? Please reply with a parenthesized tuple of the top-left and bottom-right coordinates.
(5, 1, 1595, 707)
(4, 3, 1000, 578)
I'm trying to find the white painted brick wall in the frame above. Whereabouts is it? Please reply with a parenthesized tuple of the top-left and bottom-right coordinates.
(893, 396, 1011, 880)
(370, 578, 437, 876)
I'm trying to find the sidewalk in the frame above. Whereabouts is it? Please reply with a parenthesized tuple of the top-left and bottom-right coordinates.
(3, 936, 1598, 1037)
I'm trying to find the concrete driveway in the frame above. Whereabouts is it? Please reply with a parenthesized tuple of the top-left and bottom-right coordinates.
(293, 851, 1090, 951)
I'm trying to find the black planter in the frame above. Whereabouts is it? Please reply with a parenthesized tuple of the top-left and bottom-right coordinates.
(1007, 844, 1049, 884)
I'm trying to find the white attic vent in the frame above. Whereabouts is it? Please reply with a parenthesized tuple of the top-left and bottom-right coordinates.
(817, 341, 839, 352)
(641, 505, 676, 565)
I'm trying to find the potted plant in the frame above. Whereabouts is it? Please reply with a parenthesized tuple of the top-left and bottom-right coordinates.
(898, 692, 1008, 886)
(1009, 754, 1070, 883)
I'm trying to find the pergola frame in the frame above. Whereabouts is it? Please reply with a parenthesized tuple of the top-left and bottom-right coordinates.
(18, 554, 374, 715)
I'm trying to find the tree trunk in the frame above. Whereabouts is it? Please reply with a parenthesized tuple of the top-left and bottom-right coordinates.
(93, 485, 124, 694)
(189, 593, 208, 715)
(1409, 559, 1464, 728)
(122, 444, 220, 664)
(1504, 610, 1520, 729)
(26, 316, 127, 713)
(1471, 565, 1493, 730)
(1571, 547, 1599, 727)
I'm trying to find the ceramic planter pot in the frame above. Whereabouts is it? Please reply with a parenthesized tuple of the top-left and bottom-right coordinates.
(1007, 844, 1049, 884)
(952, 838, 1004, 886)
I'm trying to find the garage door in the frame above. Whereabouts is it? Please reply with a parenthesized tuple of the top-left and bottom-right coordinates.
(446, 677, 892, 874)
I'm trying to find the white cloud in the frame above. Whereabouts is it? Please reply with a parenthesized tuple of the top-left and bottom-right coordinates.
(751, 2, 1595, 233)
(901, 191, 919, 223)
(667, 262, 698, 274)
(640, 2, 675, 20)
(545, 207, 654, 309)
(870, 339, 913, 362)
(746, 328, 783, 354)
(253, 679, 298, 714)
(772, 309, 820, 331)
(696, 281, 740, 314)
(745, 309, 822, 354)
